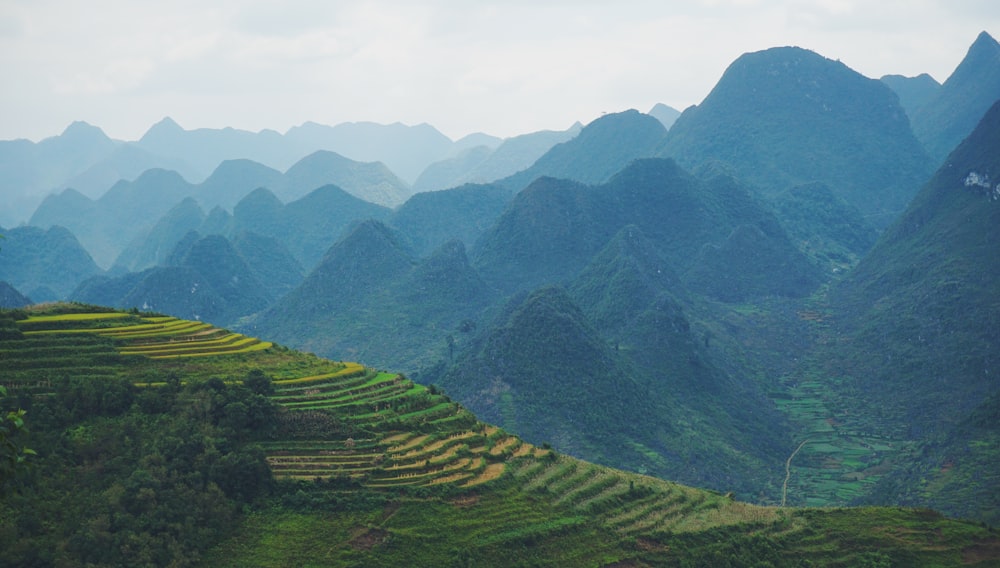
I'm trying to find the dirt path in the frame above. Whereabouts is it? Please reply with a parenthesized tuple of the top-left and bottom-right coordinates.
(782, 439, 810, 507)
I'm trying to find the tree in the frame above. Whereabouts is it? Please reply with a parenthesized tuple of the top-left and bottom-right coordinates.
(0, 386, 35, 487)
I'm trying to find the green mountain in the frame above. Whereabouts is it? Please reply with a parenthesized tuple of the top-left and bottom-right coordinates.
(498, 110, 667, 191)
(230, 185, 392, 270)
(0, 281, 31, 308)
(660, 46, 931, 228)
(30, 168, 195, 268)
(439, 287, 661, 467)
(112, 197, 206, 273)
(832, 98, 1000, 435)
(770, 182, 878, 275)
(683, 222, 821, 303)
(880, 73, 941, 119)
(73, 232, 273, 325)
(2, 305, 994, 566)
(247, 221, 498, 372)
(412, 145, 495, 192)
(910, 31, 1000, 164)
(475, 158, 819, 300)
(0, 121, 119, 226)
(390, 183, 513, 257)
(412, 124, 583, 192)
(230, 230, 304, 300)
(283, 120, 457, 184)
(196, 158, 284, 210)
(0, 224, 101, 298)
(804, 99, 1000, 522)
(282, 150, 411, 208)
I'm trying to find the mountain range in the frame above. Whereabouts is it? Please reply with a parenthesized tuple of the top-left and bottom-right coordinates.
(1, 31, 998, 533)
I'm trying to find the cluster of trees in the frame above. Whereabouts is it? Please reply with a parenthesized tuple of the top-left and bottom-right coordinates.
(0, 370, 278, 567)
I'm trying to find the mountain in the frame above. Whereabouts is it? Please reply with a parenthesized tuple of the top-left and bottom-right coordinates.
(475, 158, 819, 299)
(246, 221, 498, 372)
(73, 232, 272, 324)
(498, 110, 667, 191)
(230, 230, 304, 300)
(58, 143, 203, 200)
(283, 120, 455, 184)
(196, 159, 285, 211)
(0, 225, 101, 299)
(0, 281, 31, 308)
(32, 150, 401, 268)
(770, 182, 879, 275)
(412, 124, 583, 192)
(30, 168, 195, 268)
(411, 145, 494, 192)
(660, 46, 932, 228)
(0, 121, 118, 226)
(112, 197, 206, 273)
(390, 183, 513, 257)
(683, 220, 823, 302)
(910, 31, 1000, 164)
(229, 185, 392, 271)
(827, 99, 1000, 520)
(439, 287, 657, 463)
(648, 102, 681, 129)
(281, 150, 410, 207)
(136, 117, 299, 175)
(879, 73, 941, 119)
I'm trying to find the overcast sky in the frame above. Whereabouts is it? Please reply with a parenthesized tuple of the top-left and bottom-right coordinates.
(1, 0, 997, 142)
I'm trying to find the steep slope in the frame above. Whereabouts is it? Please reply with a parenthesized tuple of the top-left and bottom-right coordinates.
(283, 120, 456, 184)
(412, 124, 583, 192)
(660, 46, 931, 228)
(911, 31, 1000, 163)
(391, 183, 513, 257)
(0, 281, 31, 308)
(73, 233, 272, 325)
(282, 150, 410, 207)
(411, 145, 494, 192)
(230, 231, 304, 300)
(247, 222, 498, 372)
(195, 159, 284, 211)
(30, 168, 195, 267)
(770, 182, 878, 275)
(475, 158, 819, 299)
(0, 225, 101, 298)
(112, 197, 206, 273)
(498, 110, 667, 191)
(0, 121, 118, 226)
(827, 98, 1000, 520)
(440, 287, 657, 464)
(648, 102, 681, 129)
(880, 73, 941, 119)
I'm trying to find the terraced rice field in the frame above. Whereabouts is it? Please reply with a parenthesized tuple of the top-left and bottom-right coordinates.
(2, 307, 791, 533)
(6, 309, 532, 490)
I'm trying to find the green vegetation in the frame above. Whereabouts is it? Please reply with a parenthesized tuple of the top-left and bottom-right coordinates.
(1, 304, 996, 566)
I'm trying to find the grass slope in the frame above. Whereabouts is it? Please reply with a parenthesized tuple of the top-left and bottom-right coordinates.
(1, 304, 997, 567)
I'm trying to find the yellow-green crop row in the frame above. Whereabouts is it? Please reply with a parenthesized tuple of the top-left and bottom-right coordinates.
(144, 341, 273, 359)
(21, 313, 133, 322)
(119, 333, 249, 353)
(272, 363, 366, 385)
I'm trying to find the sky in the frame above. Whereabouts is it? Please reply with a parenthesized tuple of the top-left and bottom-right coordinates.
(1, 0, 998, 142)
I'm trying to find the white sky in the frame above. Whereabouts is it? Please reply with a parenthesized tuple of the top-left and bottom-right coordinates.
(1, 0, 998, 142)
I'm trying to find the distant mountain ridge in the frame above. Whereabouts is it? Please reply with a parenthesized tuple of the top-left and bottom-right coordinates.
(910, 31, 1000, 164)
(660, 45, 932, 228)
(30, 151, 403, 268)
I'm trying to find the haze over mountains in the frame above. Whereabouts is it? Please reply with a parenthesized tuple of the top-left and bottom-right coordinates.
(1, 31, 999, 533)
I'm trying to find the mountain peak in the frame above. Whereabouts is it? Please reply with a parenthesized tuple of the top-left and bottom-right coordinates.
(60, 120, 108, 140)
